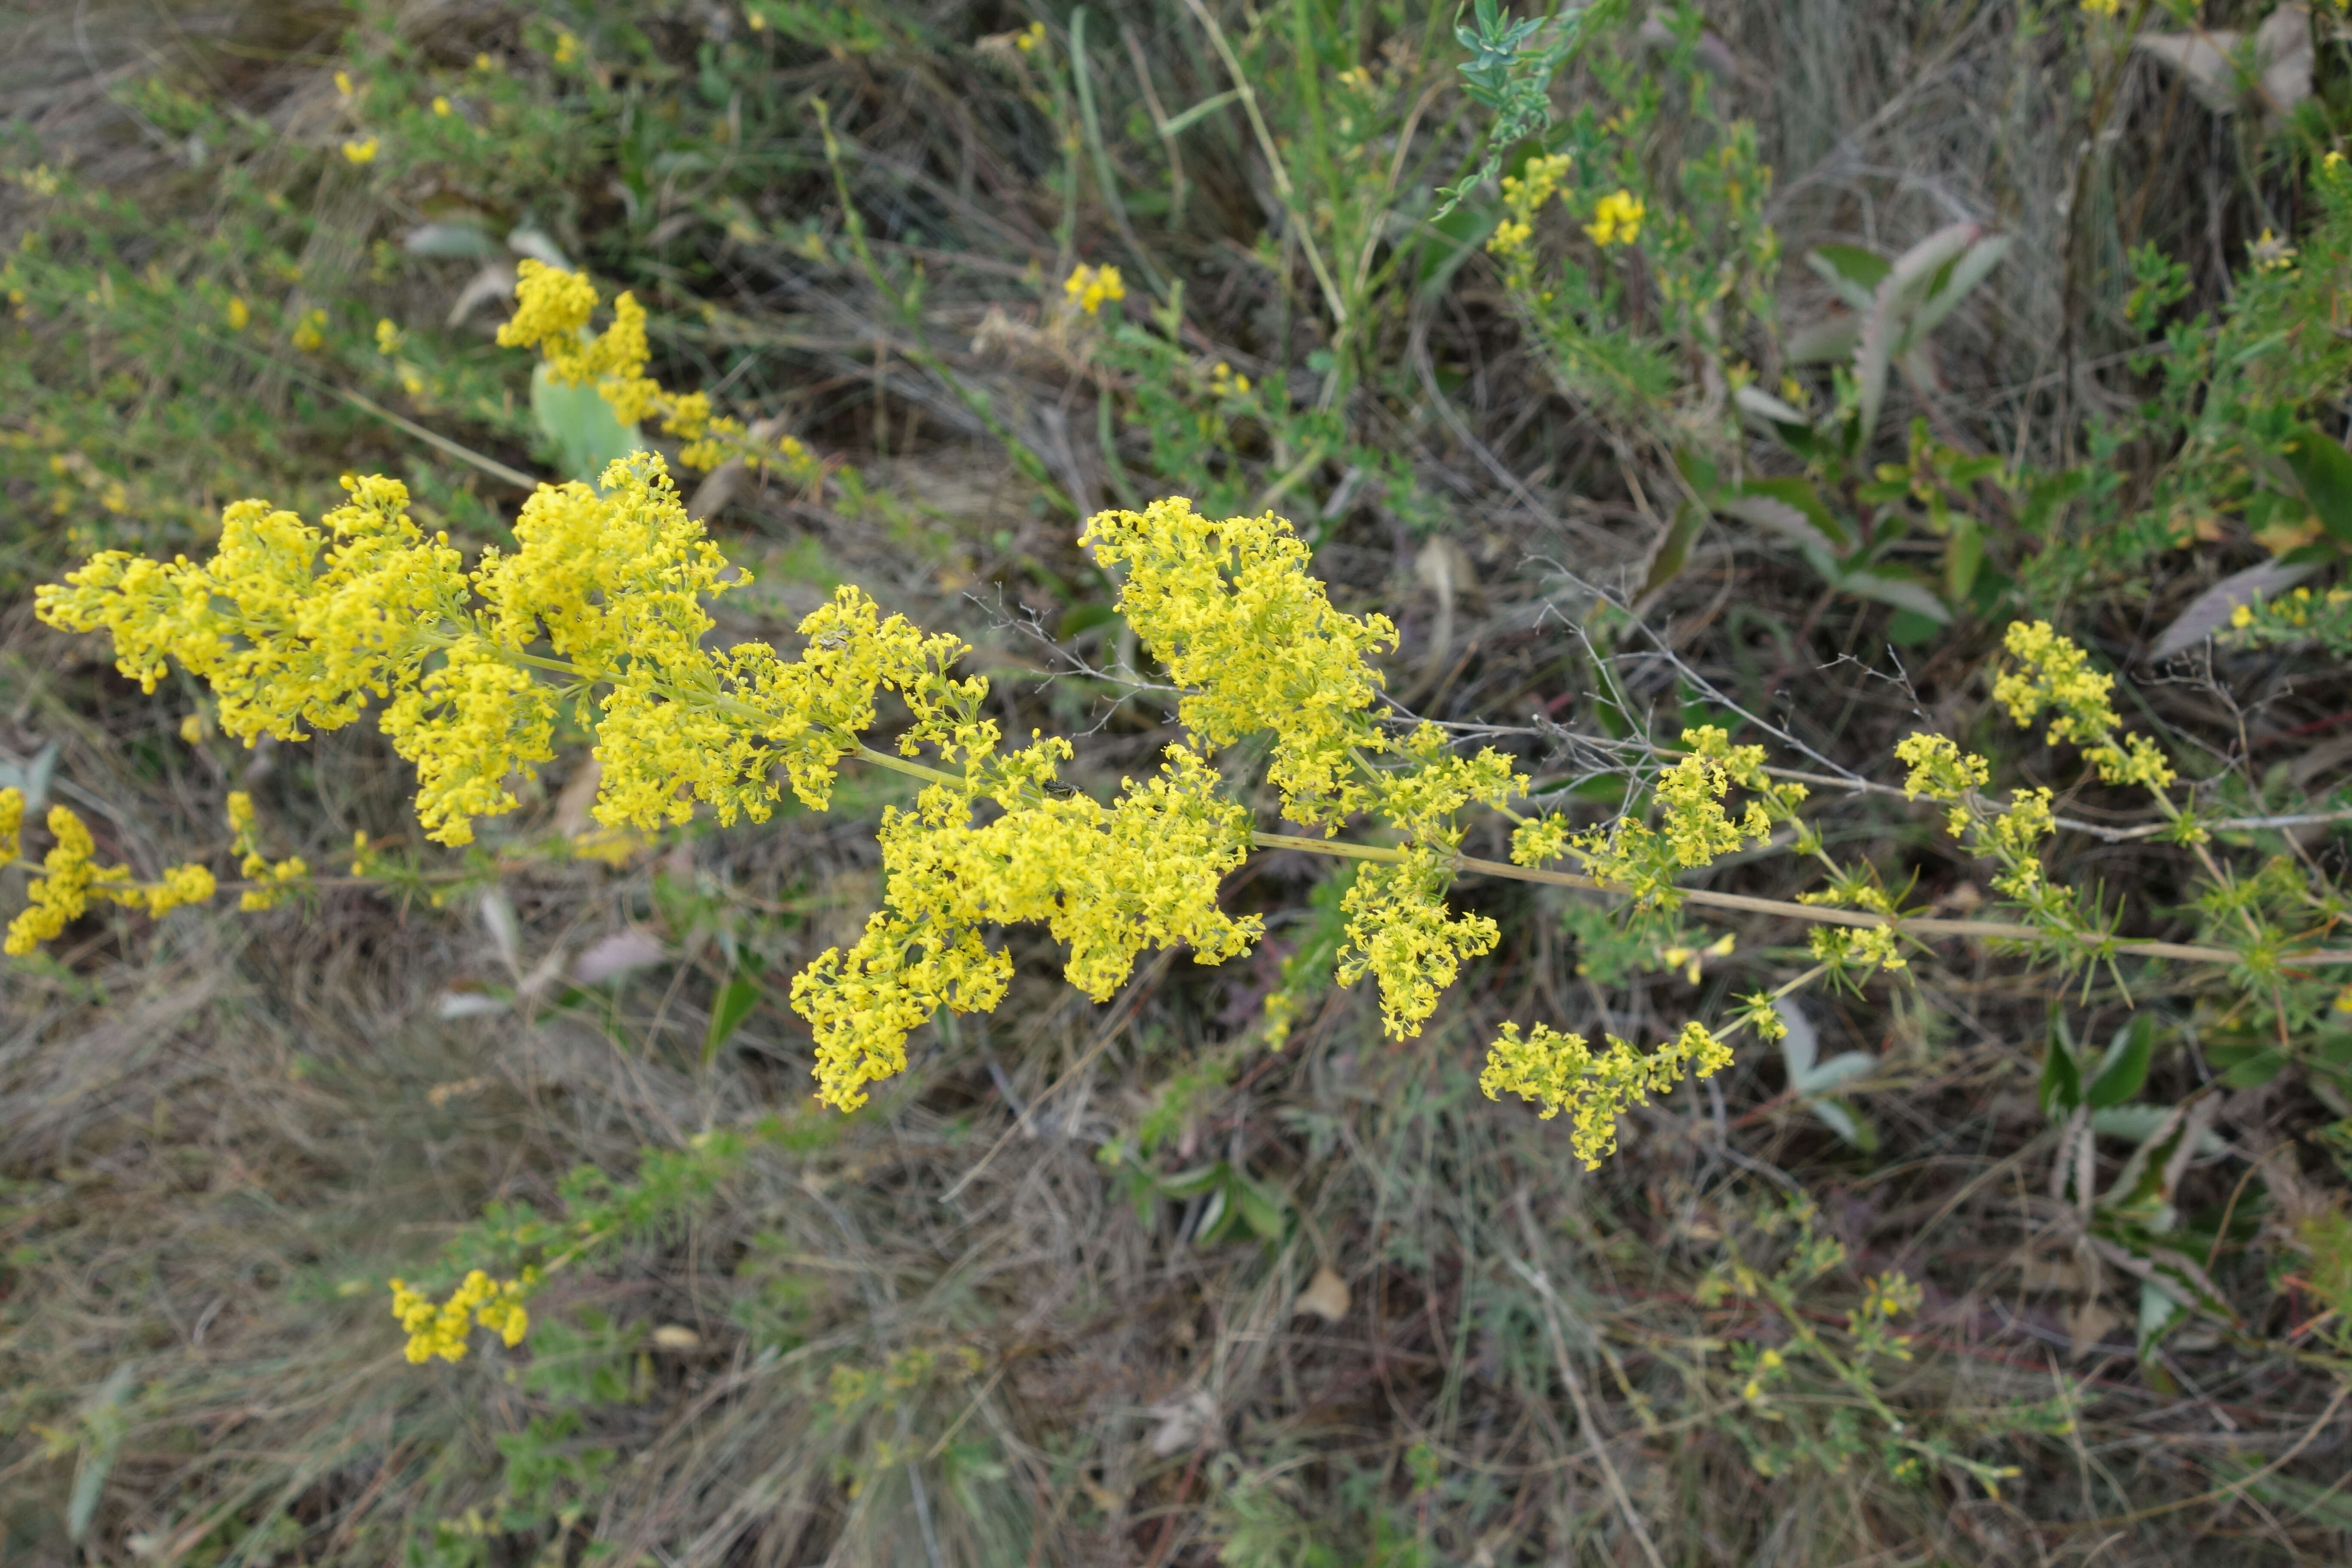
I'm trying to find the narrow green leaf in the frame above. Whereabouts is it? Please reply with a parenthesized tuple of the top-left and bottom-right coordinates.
(701, 974, 764, 1065)
(2040, 1030, 2082, 1115)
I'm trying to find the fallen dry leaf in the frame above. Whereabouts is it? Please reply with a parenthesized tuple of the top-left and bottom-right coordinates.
(1294, 1265, 1351, 1323)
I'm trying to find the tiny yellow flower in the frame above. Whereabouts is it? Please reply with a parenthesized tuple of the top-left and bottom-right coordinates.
(224, 295, 250, 331)
(374, 318, 404, 355)
(1585, 189, 1645, 248)
(2079, 0, 2121, 15)
(340, 136, 379, 165)
(2249, 228, 2297, 273)
(1016, 20, 1046, 52)
(290, 308, 328, 352)
(432, 95, 452, 116)
(475, 52, 495, 70)
(553, 30, 579, 65)
(1062, 263, 1126, 316)
(2231, 602, 2254, 629)
(334, 69, 355, 98)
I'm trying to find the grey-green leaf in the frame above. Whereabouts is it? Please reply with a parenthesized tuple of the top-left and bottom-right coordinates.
(531, 361, 642, 484)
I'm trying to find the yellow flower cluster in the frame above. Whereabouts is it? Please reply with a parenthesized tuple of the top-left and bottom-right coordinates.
(1063, 263, 1127, 316)
(1488, 153, 1573, 271)
(496, 261, 799, 475)
(1081, 497, 1399, 833)
(1892, 732, 1989, 802)
(1585, 189, 1645, 247)
(1530, 726, 1804, 909)
(1480, 1019, 1733, 1169)
(1993, 620, 2119, 746)
(388, 1269, 533, 1363)
(793, 739, 1261, 1110)
(227, 792, 309, 910)
(3, 799, 216, 954)
(1993, 621, 2175, 790)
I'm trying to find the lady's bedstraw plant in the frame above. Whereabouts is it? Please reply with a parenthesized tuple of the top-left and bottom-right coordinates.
(16, 270, 2350, 1362)
(13, 439, 1757, 1157)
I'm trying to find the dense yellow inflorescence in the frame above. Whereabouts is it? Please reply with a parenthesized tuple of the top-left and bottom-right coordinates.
(3, 799, 216, 955)
(496, 260, 818, 478)
(388, 1269, 533, 1363)
(1481, 1019, 1733, 1169)
(1081, 497, 1402, 834)
(795, 738, 1262, 1109)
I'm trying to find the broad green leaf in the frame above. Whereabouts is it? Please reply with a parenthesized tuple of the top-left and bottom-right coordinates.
(1784, 314, 1861, 366)
(2282, 425, 2352, 542)
(531, 361, 641, 485)
(1809, 1098, 1877, 1152)
(1906, 234, 2012, 344)
(1806, 244, 1889, 310)
(2135, 1278, 2184, 1358)
(1797, 1050, 1876, 1096)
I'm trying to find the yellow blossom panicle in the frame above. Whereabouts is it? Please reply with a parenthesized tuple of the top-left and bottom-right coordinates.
(1526, 726, 1804, 908)
(388, 1269, 533, 1363)
(1488, 153, 1572, 273)
(226, 791, 309, 910)
(4, 803, 215, 954)
(1063, 263, 1127, 316)
(1992, 621, 2118, 747)
(1585, 188, 1645, 247)
(0, 786, 20, 863)
(1891, 732, 1990, 802)
(1991, 621, 2176, 790)
(1338, 845, 1501, 1039)
(497, 262, 785, 473)
(791, 740, 1261, 1109)
(37, 472, 469, 750)
(1081, 497, 1399, 833)
(1480, 1019, 1733, 1169)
